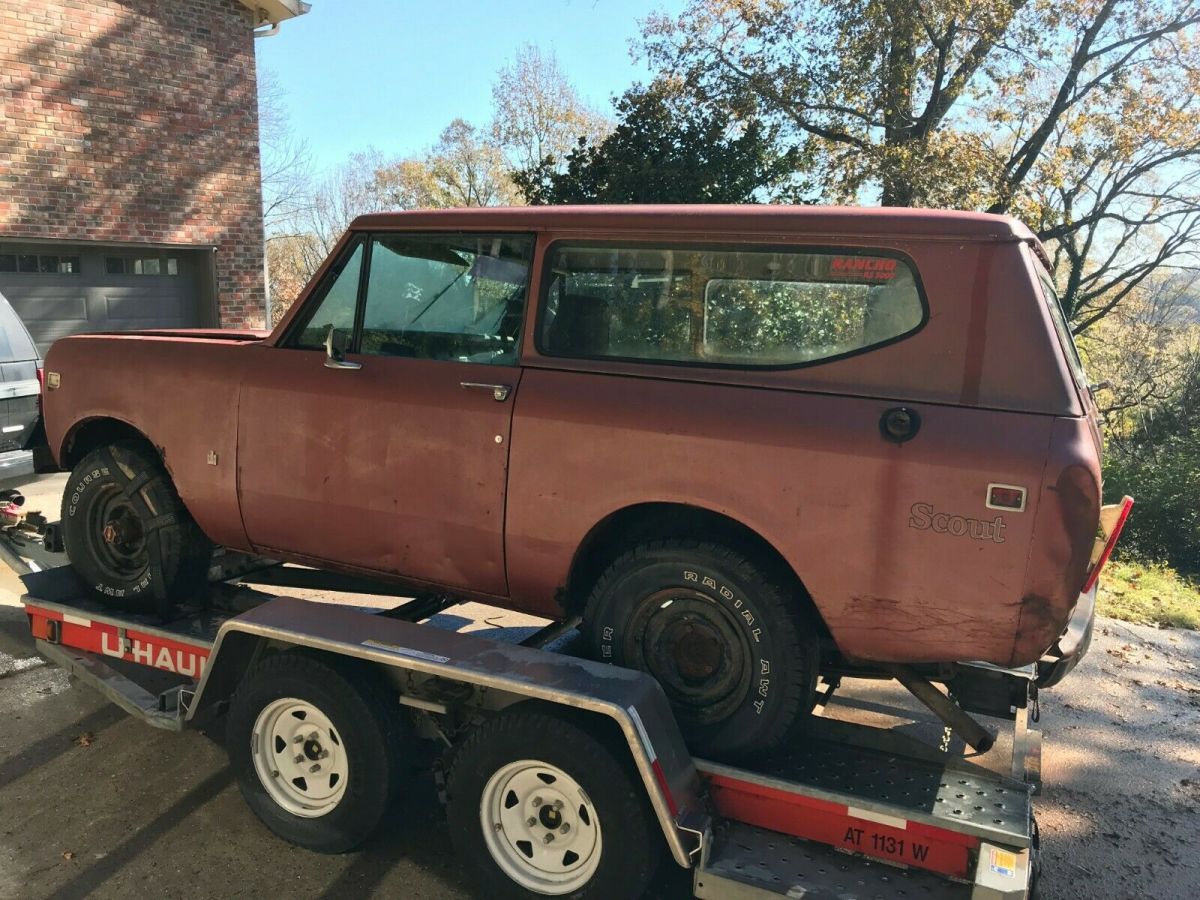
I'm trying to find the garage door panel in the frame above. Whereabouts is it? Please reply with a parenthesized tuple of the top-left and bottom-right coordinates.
(104, 292, 191, 320)
(5, 293, 89, 322)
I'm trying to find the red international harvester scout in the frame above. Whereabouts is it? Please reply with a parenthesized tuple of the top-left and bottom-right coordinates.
(40, 206, 1127, 757)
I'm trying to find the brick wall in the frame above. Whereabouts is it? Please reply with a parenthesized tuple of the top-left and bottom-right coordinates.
(0, 0, 266, 328)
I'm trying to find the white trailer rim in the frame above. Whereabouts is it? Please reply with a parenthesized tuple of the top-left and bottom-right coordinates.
(252, 697, 348, 818)
(480, 759, 603, 894)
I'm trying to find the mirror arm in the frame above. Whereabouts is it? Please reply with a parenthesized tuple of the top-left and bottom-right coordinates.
(324, 324, 362, 371)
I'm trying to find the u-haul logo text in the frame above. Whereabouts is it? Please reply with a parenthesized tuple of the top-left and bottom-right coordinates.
(100, 631, 208, 678)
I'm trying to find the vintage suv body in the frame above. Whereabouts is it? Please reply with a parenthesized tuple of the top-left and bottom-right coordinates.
(42, 206, 1109, 756)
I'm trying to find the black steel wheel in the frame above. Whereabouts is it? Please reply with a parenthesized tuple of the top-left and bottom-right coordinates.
(583, 539, 819, 759)
(61, 439, 212, 617)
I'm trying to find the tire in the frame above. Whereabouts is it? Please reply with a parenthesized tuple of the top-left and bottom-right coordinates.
(446, 708, 661, 899)
(60, 439, 211, 617)
(226, 652, 408, 854)
(582, 539, 818, 759)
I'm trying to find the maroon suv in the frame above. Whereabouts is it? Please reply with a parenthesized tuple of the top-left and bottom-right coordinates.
(41, 205, 1116, 756)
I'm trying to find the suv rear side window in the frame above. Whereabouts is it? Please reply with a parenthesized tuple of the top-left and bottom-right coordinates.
(539, 244, 925, 367)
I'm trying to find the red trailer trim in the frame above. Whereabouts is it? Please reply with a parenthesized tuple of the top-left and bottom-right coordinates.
(704, 771, 979, 878)
(25, 603, 212, 679)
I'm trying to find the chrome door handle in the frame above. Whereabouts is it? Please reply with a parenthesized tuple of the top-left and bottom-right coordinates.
(460, 382, 511, 401)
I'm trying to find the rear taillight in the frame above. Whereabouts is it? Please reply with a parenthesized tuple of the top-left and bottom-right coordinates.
(36, 367, 44, 412)
(1081, 495, 1134, 594)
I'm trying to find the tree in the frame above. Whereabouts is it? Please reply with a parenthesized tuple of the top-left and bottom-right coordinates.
(491, 44, 610, 172)
(1080, 272, 1200, 430)
(376, 119, 522, 209)
(265, 232, 324, 324)
(304, 148, 393, 256)
(514, 79, 804, 204)
(257, 69, 313, 234)
(640, 0, 1200, 325)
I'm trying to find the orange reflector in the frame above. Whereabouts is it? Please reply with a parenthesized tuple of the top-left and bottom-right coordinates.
(1082, 496, 1134, 594)
(29, 614, 52, 641)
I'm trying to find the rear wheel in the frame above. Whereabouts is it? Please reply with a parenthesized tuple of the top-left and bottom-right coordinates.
(582, 540, 818, 759)
(446, 708, 660, 898)
(61, 440, 211, 617)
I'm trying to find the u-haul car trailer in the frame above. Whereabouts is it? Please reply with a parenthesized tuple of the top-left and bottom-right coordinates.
(19, 562, 1039, 899)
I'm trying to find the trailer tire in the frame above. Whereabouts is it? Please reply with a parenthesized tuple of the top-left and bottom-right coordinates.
(583, 539, 818, 759)
(226, 653, 406, 854)
(61, 440, 211, 618)
(446, 708, 661, 899)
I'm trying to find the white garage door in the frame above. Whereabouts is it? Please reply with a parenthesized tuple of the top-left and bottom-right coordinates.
(0, 244, 209, 356)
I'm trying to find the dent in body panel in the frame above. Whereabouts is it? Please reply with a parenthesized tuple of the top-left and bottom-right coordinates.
(1010, 442, 1100, 665)
(839, 592, 1023, 663)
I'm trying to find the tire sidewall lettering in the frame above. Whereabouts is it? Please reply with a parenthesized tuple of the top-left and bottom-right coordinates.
(598, 565, 776, 715)
(66, 466, 110, 518)
(67, 463, 152, 598)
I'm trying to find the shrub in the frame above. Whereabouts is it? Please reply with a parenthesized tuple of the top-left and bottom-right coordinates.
(1104, 433, 1200, 574)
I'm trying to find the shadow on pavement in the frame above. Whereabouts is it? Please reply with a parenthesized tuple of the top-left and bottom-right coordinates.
(45, 767, 235, 900)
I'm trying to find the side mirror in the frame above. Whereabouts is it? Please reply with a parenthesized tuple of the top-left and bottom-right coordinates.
(324, 325, 362, 370)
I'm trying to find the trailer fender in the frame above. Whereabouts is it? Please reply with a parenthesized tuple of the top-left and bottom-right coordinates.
(187, 596, 704, 867)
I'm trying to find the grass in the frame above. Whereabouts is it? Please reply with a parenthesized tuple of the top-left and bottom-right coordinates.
(1096, 559, 1200, 630)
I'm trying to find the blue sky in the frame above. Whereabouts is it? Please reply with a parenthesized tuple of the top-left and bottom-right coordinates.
(257, 0, 686, 172)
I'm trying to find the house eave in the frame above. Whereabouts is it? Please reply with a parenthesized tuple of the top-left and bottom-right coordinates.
(238, 0, 311, 27)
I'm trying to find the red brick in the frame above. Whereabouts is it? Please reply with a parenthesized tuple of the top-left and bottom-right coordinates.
(0, 0, 266, 328)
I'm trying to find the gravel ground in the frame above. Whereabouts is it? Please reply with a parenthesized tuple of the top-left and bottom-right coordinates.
(0, 473, 1197, 899)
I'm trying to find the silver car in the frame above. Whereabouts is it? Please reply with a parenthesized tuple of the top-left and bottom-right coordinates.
(0, 289, 42, 478)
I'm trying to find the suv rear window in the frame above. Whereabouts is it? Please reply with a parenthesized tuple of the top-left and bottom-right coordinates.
(0, 293, 38, 363)
(538, 244, 925, 368)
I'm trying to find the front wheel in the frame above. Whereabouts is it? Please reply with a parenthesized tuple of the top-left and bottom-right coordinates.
(445, 708, 661, 899)
(60, 439, 211, 617)
(583, 540, 819, 759)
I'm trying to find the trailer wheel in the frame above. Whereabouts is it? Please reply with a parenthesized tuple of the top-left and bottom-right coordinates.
(583, 539, 818, 759)
(446, 709, 660, 898)
(61, 439, 211, 617)
(226, 653, 406, 853)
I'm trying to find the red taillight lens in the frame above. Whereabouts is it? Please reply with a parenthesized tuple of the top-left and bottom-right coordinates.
(1081, 496, 1134, 594)
(36, 367, 44, 411)
(987, 484, 1027, 511)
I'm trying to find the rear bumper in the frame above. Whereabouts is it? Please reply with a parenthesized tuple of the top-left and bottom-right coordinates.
(0, 449, 34, 484)
(1035, 583, 1096, 688)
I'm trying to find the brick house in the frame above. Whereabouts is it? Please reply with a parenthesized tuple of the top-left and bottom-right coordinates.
(0, 0, 308, 350)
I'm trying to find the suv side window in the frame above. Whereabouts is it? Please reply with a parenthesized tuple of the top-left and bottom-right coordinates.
(289, 241, 365, 350)
(539, 244, 926, 368)
(360, 233, 534, 365)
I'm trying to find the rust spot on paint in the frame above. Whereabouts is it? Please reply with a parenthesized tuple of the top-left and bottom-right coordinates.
(1011, 593, 1071, 665)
